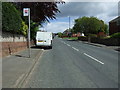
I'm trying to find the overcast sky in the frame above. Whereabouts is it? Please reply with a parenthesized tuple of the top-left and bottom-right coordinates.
(40, 1, 119, 33)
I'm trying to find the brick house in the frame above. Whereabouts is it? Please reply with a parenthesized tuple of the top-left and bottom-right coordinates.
(109, 16, 120, 35)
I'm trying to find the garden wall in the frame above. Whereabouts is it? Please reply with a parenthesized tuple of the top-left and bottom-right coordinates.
(1, 32, 34, 57)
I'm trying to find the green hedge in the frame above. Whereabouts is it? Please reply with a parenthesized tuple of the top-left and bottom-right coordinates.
(110, 32, 120, 38)
(78, 36, 120, 46)
(78, 36, 88, 41)
(90, 37, 120, 46)
(2, 2, 22, 34)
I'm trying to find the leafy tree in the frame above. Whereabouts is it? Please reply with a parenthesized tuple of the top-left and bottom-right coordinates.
(30, 21, 39, 40)
(104, 24, 108, 34)
(15, 1, 64, 23)
(58, 32, 63, 37)
(73, 16, 108, 35)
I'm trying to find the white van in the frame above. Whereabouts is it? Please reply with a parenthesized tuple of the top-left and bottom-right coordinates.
(36, 31, 53, 49)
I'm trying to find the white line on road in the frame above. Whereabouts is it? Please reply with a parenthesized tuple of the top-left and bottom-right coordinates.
(66, 44, 71, 47)
(61, 41, 66, 44)
(84, 53, 104, 65)
(64, 42, 66, 44)
(72, 47, 79, 51)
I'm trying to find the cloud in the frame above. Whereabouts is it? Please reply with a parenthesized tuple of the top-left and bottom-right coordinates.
(56, 2, 118, 25)
(45, 2, 119, 33)
(57, 2, 118, 18)
(44, 22, 70, 33)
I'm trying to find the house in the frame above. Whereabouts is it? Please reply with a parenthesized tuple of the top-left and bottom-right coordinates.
(109, 16, 120, 35)
(72, 32, 84, 37)
(63, 29, 69, 35)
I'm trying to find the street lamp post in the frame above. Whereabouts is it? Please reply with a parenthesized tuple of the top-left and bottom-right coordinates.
(68, 16, 71, 37)
(69, 16, 70, 31)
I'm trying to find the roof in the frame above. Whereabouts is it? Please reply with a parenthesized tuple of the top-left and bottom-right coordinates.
(109, 16, 120, 23)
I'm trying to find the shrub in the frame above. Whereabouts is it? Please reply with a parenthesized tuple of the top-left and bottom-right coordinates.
(110, 33, 120, 38)
(2, 2, 22, 33)
(89, 34, 97, 38)
(20, 21, 28, 36)
(78, 36, 88, 41)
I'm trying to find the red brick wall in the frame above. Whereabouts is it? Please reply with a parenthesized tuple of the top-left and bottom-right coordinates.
(1, 42, 28, 57)
(97, 32, 106, 37)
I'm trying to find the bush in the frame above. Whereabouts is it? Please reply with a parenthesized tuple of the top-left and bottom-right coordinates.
(89, 34, 97, 38)
(58, 32, 63, 38)
(20, 21, 28, 36)
(110, 33, 120, 38)
(78, 36, 88, 41)
(2, 2, 22, 33)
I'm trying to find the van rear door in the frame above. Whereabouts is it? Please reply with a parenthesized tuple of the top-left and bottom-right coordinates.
(36, 32, 44, 46)
(43, 32, 52, 46)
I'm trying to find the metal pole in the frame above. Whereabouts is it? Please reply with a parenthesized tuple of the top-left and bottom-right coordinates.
(68, 16, 70, 37)
(28, 8, 31, 58)
(69, 16, 70, 31)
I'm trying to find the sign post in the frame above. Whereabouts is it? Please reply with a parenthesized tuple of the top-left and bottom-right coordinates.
(23, 8, 31, 58)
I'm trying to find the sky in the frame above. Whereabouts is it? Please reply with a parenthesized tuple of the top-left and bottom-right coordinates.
(40, 1, 119, 33)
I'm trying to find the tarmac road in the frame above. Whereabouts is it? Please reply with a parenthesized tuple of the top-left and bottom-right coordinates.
(23, 37, 119, 88)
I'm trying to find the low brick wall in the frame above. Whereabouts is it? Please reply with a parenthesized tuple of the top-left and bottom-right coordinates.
(2, 42, 27, 57)
(0, 32, 36, 57)
(1, 41, 35, 57)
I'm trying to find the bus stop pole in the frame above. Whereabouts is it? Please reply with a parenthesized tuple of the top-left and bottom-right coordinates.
(28, 8, 31, 58)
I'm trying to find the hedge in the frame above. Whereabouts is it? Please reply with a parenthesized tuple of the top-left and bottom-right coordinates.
(2, 2, 22, 34)
(78, 36, 120, 46)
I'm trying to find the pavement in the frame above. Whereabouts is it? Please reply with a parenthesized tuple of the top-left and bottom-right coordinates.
(2, 47, 43, 88)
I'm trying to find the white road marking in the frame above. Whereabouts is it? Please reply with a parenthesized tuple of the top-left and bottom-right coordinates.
(72, 47, 79, 51)
(64, 42, 66, 44)
(67, 44, 71, 47)
(61, 41, 65, 44)
(84, 53, 104, 65)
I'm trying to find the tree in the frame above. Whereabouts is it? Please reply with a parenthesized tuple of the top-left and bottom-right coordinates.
(73, 16, 108, 35)
(15, 1, 64, 23)
(58, 32, 63, 38)
(104, 24, 108, 34)
(30, 21, 39, 40)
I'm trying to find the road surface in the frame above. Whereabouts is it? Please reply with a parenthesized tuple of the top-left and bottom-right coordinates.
(23, 37, 118, 88)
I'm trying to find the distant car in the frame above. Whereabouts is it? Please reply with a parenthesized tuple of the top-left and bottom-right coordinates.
(36, 31, 53, 49)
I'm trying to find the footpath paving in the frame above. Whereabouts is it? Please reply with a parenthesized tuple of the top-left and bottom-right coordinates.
(2, 47, 43, 88)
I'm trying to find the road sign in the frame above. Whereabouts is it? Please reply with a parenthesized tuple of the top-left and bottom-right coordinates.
(23, 8, 29, 16)
(23, 8, 31, 58)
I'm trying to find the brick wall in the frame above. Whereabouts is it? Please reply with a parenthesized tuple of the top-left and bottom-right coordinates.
(1, 32, 31, 57)
(2, 42, 27, 57)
